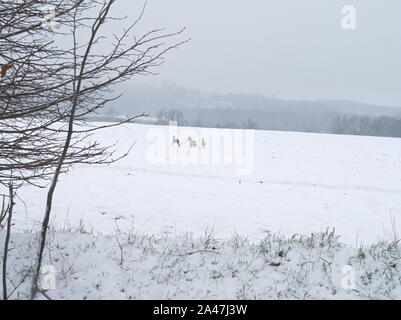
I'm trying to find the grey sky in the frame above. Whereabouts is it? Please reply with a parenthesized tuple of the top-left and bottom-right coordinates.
(117, 0, 401, 106)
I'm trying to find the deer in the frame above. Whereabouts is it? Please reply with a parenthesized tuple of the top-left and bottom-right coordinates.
(201, 138, 206, 149)
(188, 136, 197, 148)
(172, 136, 180, 147)
(1, 63, 13, 78)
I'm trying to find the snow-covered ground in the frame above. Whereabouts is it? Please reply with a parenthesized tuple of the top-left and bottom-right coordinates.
(3, 227, 401, 299)
(3, 123, 401, 299)
(13, 123, 401, 245)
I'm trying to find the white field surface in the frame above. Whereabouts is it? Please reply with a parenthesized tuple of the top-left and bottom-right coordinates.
(14, 123, 401, 245)
(4, 123, 401, 300)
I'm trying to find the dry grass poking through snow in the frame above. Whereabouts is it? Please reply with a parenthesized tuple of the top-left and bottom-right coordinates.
(1, 226, 401, 300)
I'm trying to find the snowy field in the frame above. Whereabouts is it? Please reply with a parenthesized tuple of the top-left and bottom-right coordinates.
(3, 227, 401, 299)
(4, 123, 401, 300)
(13, 123, 401, 245)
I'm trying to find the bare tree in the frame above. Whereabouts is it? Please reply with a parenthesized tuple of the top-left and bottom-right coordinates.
(0, 0, 95, 186)
(27, 1, 186, 299)
(0, 0, 186, 299)
(1, 184, 14, 300)
(0, 195, 7, 229)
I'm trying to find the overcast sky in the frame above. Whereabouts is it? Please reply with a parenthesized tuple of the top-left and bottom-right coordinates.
(115, 0, 401, 106)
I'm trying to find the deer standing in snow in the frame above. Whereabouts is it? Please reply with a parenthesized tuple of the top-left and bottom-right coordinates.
(188, 136, 197, 148)
(172, 136, 180, 147)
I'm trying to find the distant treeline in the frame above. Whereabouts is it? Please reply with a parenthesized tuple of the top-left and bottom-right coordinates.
(96, 109, 401, 138)
(153, 109, 401, 138)
(101, 83, 401, 138)
(332, 114, 401, 138)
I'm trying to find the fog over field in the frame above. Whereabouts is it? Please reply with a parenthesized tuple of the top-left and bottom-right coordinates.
(99, 1, 401, 137)
(15, 123, 401, 245)
(2, 0, 401, 301)
(114, 0, 401, 106)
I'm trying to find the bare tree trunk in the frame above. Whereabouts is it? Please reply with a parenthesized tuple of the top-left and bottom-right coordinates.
(2, 184, 14, 300)
(27, 0, 184, 299)
(30, 2, 113, 300)
(0, 196, 7, 229)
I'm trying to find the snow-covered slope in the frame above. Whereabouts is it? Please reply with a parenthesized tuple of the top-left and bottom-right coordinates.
(4, 228, 401, 300)
(15, 123, 401, 245)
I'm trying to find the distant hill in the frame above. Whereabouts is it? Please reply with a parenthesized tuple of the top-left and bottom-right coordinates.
(102, 83, 401, 134)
